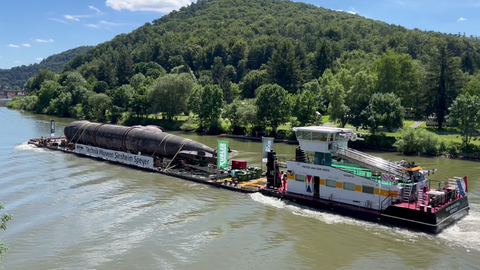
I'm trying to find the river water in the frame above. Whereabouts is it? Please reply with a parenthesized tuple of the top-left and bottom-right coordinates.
(0, 106, 479, 270)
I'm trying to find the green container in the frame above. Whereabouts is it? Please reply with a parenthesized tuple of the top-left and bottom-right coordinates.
(236, 172, 246, 181)
(254, 167, 262, 178)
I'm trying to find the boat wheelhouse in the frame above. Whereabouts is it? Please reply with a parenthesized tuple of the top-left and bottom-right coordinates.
(262, 126, 469, 233)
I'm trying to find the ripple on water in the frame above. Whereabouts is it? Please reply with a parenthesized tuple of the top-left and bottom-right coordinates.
(249, 193, 480, 253)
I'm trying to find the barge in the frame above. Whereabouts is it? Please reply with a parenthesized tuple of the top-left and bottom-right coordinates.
(28, 121, 469, 234)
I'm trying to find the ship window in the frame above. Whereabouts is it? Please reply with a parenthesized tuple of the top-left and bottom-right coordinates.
(303, 131, 312, 140)
(312, 132, 328, 141)
(295, 174, 305, 182)
(326, 179, 336, 188)
(343, 182, 355, 191)
(362, 185, 374, 194)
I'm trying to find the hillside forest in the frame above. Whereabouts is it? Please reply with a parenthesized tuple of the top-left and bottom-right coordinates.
(8, 0, 480, 155)
(0, 46, 92, 89)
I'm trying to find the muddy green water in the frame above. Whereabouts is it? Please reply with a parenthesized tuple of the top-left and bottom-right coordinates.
(1, 107, 479, 270)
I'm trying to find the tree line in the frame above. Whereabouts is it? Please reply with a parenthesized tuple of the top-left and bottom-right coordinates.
(7, 0, 480, 149)
(0, 46, 92, 89)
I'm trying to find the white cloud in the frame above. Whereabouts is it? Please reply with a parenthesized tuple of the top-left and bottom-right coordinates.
(64, 12, 102, 21)
(336, 7, 357, 15)
(85, 20, 121, 29)
(36, 58, 44, 61)
(8, 44, 19, 48)
(22, 44, 31, 47)
(347, 6, 357, 14)
(89, 5, 102, 13)
(49, 17, 69, 24)
(105, 0, 192, 13)
(458, 17, 467, 21)
(65, 15, 80, 21)
(35, 38, 54, 43)
(14, 60, 22, 64)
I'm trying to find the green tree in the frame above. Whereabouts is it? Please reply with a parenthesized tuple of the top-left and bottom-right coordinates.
(130, 73, 146, 90)
(115, 49, 133, 86)
(363, 93, 405, 133)
(326, 79, 349, 127)
(230, 39, 248, 67)
(36, 80, 61, 114)
(112, 84, 135, 111)
(62, 71, 90, 106)
(149, 73, 194, 120)
(24, 69, 56, 92)
(292, 89, 317, 126)
(223, 99, 258, 133)
(0, 203, 12, 263)
(198, 85, 225, 129)
(187, 85, 203, 123)
(266, 40, 301, 93)
(240, 69, 268, 99)
(47, 92, 73, 117)
(424, 44, 463, 128)
(448, 94, 480, 149)
(93, 81, 108, 94)
(87, 93, 112, 121)
(255, 84, 291, 133)
(373, 49, 421, 110)
(131, 86, 150, 118)
(393, 128, 439, 155)
(312, 40, 335, 78)
(346, 71, 376, 129)
(461, 74, 480, 97)
(237, 99, 258, 130)
(223, 99, 242, 130)
(302, 80, 327, 113)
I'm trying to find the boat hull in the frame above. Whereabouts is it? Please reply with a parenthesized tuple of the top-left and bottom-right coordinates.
(380, 196, 469, 234)
(261, 188, 469, 234)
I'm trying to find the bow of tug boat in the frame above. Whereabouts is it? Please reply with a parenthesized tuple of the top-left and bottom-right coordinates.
(261, 126, 470, 234)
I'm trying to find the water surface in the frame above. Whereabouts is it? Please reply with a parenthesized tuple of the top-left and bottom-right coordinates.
(1, 107, 479, 269)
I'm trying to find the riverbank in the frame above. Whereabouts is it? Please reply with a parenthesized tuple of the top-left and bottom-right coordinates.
(4, 106, 480, 162)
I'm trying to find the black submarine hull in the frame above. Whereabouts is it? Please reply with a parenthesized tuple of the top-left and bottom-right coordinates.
(64, 121, 234, 162)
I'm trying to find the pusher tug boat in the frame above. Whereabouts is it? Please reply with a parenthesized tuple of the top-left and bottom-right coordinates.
(261, 126, 469, 234)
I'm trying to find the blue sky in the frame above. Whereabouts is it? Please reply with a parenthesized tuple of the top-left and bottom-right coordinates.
(1, 0, 479, 69)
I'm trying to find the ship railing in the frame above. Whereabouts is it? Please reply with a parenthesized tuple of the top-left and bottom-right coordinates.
(380, 193, 394, 211)
(333, 145, 408, 178)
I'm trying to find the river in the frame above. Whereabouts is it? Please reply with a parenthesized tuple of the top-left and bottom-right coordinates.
(0, 106, 479, 270)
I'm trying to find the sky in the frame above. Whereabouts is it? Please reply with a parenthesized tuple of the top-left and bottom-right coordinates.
(1, 0, 479, 69)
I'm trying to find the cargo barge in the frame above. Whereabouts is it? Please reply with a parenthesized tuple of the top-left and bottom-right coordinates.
(28, 121, 469, 234)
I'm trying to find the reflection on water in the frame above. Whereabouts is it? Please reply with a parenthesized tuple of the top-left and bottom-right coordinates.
(0, 107, 479, 269)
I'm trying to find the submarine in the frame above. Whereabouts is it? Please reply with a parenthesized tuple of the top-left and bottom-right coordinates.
(64, 120, 237, 164)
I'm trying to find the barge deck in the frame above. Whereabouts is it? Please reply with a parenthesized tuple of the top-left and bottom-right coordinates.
(28, 137, 264, 194)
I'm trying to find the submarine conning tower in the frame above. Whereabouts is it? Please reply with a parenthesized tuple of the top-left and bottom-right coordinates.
(64, 120, 218, 159)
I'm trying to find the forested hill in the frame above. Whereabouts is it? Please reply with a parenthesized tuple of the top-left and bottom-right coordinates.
(0, 46, 92, 88)
(66, 0, 480, 85)
(12, 0, 480, 139)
